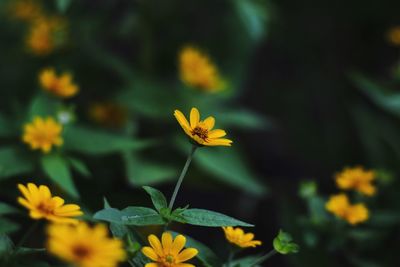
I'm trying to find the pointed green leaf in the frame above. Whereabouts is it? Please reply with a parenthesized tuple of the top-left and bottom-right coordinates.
(68, 157, 91, 177)
(179, 209, 253, 227)
(142, 186, 168, 212)
(94, 207, 164, 226)
(0, 147, 34, 180)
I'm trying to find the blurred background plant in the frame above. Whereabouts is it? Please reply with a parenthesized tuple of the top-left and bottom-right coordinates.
(1, 0, 400, 266)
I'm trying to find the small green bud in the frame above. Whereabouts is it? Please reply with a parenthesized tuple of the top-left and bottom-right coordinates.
(273, 230, 299, 255)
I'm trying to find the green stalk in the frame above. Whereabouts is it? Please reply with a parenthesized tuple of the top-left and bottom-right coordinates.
(168, 145, 197, 210)
(249, 249, 277, 267)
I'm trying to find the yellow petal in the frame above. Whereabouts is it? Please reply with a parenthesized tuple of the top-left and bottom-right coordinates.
(38, 185, 51, 199)
(208, 129, 226, 138)
(142, 247, 159, 261)
(148, 234, 163, 255)
(203, 116, 215, 130)
(190, 107, 200, 128)
(52, 196, 65, 207)
(176, 264, 195, 267)
(18, 184, 32, 202)
(145, 263, 159, 267)
(171, 235, 186, 255)
(177, 248, 198, 263)
(161, 232, 173, 253)
(174, 110, 192, 136)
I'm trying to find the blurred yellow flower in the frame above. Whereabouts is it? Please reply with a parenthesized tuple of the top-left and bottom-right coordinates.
(40, 68, 79, 98)
(325, 194, 369, 225)
(9, 0, 42, 22)
(179, 46, 225, 92)
(174, 107, 233, 147)
(47, 222, 126, 267)
(142, 232, 198, 267)
(26, 16, 67, 56)
(387, 26, 400, 46)
(22, 116, 63, 153)
(89, 102, 128, 128)
(18, 183, 82, 224)
(222, 227, 262, 248)
(335, 166, 376, 196)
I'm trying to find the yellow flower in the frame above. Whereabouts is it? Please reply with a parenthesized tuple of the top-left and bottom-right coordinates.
(39, 68, 79, 98)
(335, 166, 376, 196)
(141, 232, 198, 267)
(47, 222, 126, 267)
(387, 26, 400, 46)
(18, 183, 83, 224)
(222, 227, 262, 248)
(174, 107, 233, 146)
(9, 0, 42, 22)
(22, 116, 63, 153)
(179, 46, 225, 92)
(26, 16, 67, 56)
(89, 102, 128, 128)
(325, 194, 369, 225)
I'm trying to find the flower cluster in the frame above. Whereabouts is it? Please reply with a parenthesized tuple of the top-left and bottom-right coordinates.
(325, 194, 369, 225)
(39, 68, 79, 98)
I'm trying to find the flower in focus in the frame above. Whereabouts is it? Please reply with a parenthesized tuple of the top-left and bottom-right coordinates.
(47, 222, 126, 267)
(9, 0, 42, 22)
(179, 46, 225, 92)
(222, 227, 262, 248)
(39, 68, 79, 98)
(89, 102, 128, 128)
(26, 16, 67, 56)
(387, 26, 400, 46)
(141, 232, 198, 267)
(335, 166, 376, 196)
(325, 193, 369, 225)
(18, 183, 82, 224)
(174, 107, 232, 147)
(22, 116, 63, 153)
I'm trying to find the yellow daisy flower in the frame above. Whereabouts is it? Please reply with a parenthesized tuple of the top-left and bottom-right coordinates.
(47, 222, 126, 267)
(387, 26, 400, 46)
(325, 194, 369, 225)
(179, 46, 225, 92)
(22, 116, 63, 153)
(18, 183, 83, 224)
(39, 68, 79, 98)
(222, 227, 262, 248)
(174, 107, 232, 147)
(9, 0, 42, 22)
(141, 232, 198, 267)
(335, 166, 376, 196)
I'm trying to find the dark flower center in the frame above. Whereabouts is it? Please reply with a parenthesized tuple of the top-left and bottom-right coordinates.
(72, 245, 91, 259)
(191, 126, 208, 140)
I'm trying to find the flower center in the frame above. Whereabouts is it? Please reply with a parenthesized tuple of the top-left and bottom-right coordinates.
(160, 254, 176, 267)
(191, 126, 208, 140)
(72, 245, 91, 260)
(37, 202, 54, 215)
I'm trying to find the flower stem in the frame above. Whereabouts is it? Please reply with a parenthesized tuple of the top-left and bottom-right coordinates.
(168, 145, 197, 210)
(15, 220, 40, 250)
(227, 250, 236, 267)
(249, 249, 277, 267)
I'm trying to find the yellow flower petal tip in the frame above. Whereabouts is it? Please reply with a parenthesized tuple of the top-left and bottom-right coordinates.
(335, 166, 376, 196)
(22, 116, 63, 153)
(174, 107, 233, 147)
(179, 46, 225, 92)
(17, 183, 83, 224)
(142, 232, 198, 267)
(39, 68, 79, 98)
(222, 227, 262, 248)
(47, 222, 126, 267)
(325, 193, 369, 225)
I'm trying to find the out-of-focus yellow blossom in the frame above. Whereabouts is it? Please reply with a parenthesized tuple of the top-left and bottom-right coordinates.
(179, 46, 225, 92)
(174, 107, 233, 147)
(222, 227, 262, 248)
(18, 183, 82, 224)
(89, 102, 128, 128)
(26, 16, 67, 56)
(47, 222, 126, 267)
(142, 232, 198, 267)
(325, 194, 369, 225)
(39, 68, 79, 98)
(22, 116, 63, 153)
(387, 26, 400, 46)
(335, 166, 376, 196)
(9, 0, 42, 22)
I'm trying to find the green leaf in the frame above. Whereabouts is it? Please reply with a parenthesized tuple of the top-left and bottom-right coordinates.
(0, 203, 17, 216)
(142, 186, 168, 212)
(273, 230, 299, 255)
(171, 231, 222, 267)
(178, 208, 253, 227)
(68, 157, 91, 177)
(0, 218, 19, 235)
(194, 146, 266, 195)
(94, 207, 165, 226)
(56, 0, 72, 13)
(40, 154, 79, 198)
(0, 234, 13, 255)
(0, 147, 34, 180)
(0, 114, 15, 137)
(64, 125, 152, 155)
(234, 0, 269, 41)
(27, 93, 59, 119)
(123, 152, 177, 185)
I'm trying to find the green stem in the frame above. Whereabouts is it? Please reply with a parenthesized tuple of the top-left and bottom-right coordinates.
(15, 221, 40, 251)
(227, 250, 236, 267)
(249, 249, 277, 267)
(168, 145, 197, 210)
